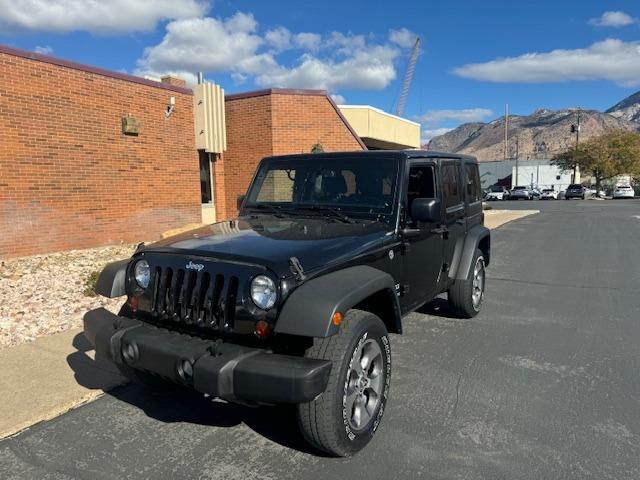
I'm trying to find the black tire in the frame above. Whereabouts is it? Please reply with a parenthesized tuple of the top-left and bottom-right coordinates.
(297, 310, 391, 457)
(448, 248, 486, 318)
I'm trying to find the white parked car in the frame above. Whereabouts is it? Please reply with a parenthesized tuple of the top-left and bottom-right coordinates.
(485, 185, 510, 201)
(510, 186, 532, 200)
(540, 188, 558, 200)
(612, 185, 635, 199)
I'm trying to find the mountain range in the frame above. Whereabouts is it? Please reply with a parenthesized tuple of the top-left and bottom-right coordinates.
(427, 92, 640, 161)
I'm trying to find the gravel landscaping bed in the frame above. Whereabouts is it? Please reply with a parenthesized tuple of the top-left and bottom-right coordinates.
(0, 244, 137, 348)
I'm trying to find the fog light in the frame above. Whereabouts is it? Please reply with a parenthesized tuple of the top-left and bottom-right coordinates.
(254, 320, 271, 339)
(122, 341, 138, 364)
(127, 295, 138, 312)
(179, 359, 193, 379)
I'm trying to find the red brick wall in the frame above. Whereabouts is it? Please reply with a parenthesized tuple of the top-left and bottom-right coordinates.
(215, 90, 364, 219)
(215, 94, 273, 220)
(0, 49, 201, 258)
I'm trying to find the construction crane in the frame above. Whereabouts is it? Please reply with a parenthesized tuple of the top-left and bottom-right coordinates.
(395, 37, 421, 117)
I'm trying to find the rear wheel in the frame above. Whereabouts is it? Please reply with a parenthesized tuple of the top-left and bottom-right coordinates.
(297, 310, 391, 457)
(448, 248, 486, 318)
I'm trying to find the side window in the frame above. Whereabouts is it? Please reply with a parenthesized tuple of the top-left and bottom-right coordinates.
(465, 163, 481, 203)
(441, 163, 461, 208)
(407, 165, 435, 223)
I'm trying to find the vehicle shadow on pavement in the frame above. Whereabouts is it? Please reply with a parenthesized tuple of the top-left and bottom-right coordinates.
(67, 332, 327, 456)
(416, 297, 459, 318)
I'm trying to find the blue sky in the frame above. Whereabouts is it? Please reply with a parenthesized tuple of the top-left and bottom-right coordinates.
(2, 0, 640, 142)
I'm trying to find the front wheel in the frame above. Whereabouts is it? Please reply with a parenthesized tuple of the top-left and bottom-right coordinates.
(448, 248, 486, 318)
(297, 310, 391, 457)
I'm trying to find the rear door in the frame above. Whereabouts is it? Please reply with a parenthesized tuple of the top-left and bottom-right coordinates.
(440, 160, 465, 271)
(400, 160, 444, 310)
(464, 161, 483, 229)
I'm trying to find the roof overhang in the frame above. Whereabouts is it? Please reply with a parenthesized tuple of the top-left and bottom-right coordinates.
(338, 105, 421, 150)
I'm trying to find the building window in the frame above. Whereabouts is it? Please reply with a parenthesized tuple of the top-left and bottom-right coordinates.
(199, 150, 213, 204)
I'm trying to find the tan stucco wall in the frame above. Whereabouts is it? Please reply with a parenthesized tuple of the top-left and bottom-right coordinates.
(339, 106, 421, 149)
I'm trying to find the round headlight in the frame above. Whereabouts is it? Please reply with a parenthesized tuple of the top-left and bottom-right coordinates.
(250, 275, 277, 310)
(134, 260, 151, 289)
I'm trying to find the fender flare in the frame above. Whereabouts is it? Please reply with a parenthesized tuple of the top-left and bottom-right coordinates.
(95, 259, 129, 298)
(451, 225, 490, 280)
(274, 265, 401, 338)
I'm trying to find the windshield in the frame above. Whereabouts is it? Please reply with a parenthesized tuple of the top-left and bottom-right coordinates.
(489, 186, 504, 192)
(245, 156, 398, 217)
(513, 186, 527, 190)
(542, 189, 554, 192)
(568, 184, 582, 189)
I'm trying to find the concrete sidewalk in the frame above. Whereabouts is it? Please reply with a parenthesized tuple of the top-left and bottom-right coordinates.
(0, 328, 124, 438)
(0, 209, 538, 439)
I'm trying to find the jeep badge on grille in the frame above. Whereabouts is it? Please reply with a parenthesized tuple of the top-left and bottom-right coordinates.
(185, 261, 205, 272)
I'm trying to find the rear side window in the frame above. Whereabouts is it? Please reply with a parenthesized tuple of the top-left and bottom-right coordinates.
(465, 163, 481, 203)
(441, 163, 461, 208)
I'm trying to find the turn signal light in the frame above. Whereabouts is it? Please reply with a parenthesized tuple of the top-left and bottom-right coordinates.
(254, 320, 271, 339)
(332, 312, 343, 326)
(127, 295, 138, 312)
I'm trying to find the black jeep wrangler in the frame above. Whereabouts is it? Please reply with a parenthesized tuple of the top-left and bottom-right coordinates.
(84, 150, 490, 456)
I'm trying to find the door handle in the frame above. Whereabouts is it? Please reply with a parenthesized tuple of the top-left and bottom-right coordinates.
(430, 226, 448, 235)
(456, 219, 465, 225)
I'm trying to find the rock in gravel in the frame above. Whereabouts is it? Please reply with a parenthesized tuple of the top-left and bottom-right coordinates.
(0, 244, 137, 348)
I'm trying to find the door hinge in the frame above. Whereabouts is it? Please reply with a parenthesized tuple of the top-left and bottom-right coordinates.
(400, 284, 410, 296)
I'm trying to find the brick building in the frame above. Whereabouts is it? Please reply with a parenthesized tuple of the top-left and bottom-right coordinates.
(0, 45, 365, 258)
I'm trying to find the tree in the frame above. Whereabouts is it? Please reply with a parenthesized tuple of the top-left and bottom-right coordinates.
(552, 130, 640, 192)
(311, 141, 324, 153)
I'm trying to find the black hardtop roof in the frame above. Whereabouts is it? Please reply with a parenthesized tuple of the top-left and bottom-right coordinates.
(263, 150, 478, 163)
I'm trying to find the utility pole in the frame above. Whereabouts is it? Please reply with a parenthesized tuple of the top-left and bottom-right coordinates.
(570, 108, 581, 183)
(503, 104, 509, 162)
(515, 137, 519, 186)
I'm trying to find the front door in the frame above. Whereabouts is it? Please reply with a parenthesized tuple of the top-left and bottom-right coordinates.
(400, 162, 444, 310)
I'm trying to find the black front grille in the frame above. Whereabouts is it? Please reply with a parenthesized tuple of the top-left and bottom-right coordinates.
(151, 266, 239, 331)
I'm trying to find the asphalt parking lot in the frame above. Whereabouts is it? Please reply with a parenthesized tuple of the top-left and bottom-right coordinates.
(2, 199, 640, 480)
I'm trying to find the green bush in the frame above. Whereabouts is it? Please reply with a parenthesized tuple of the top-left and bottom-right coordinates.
(83, 270, 100, 297)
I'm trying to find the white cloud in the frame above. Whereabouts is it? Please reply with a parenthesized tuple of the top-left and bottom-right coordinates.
(589, 11, 637, 28)
(253, 46, 399, 91)
(419, 108, 493, 125)
(389, 28, 417, 49)
(294, 32, 322, 52)
(136, 13, 263, 82)
(330, 93, 346, 104)
(265, 26, 291, 52)
(421, 128, 453, 143)
(33, 45, 53, 55)
(453, 39, 640, 87)
(137, 13, 407, 93)
(0, 0, 208, 34)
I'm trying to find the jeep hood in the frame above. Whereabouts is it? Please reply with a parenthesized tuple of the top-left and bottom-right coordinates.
(143, 216, 391, 277)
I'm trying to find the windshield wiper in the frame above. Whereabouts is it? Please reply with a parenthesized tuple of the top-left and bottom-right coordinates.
(245, 204, 287, 218)
(292, 205, 355, 223)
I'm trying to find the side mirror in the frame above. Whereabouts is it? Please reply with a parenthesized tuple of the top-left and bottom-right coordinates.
(410, 198, 441, 223)
(237, 194, 246, 211)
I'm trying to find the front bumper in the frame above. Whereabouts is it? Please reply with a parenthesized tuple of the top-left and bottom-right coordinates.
(84, 308, 332, 404)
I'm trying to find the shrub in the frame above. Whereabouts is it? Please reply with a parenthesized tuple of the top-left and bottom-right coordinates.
(83, 270, 100, 297)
